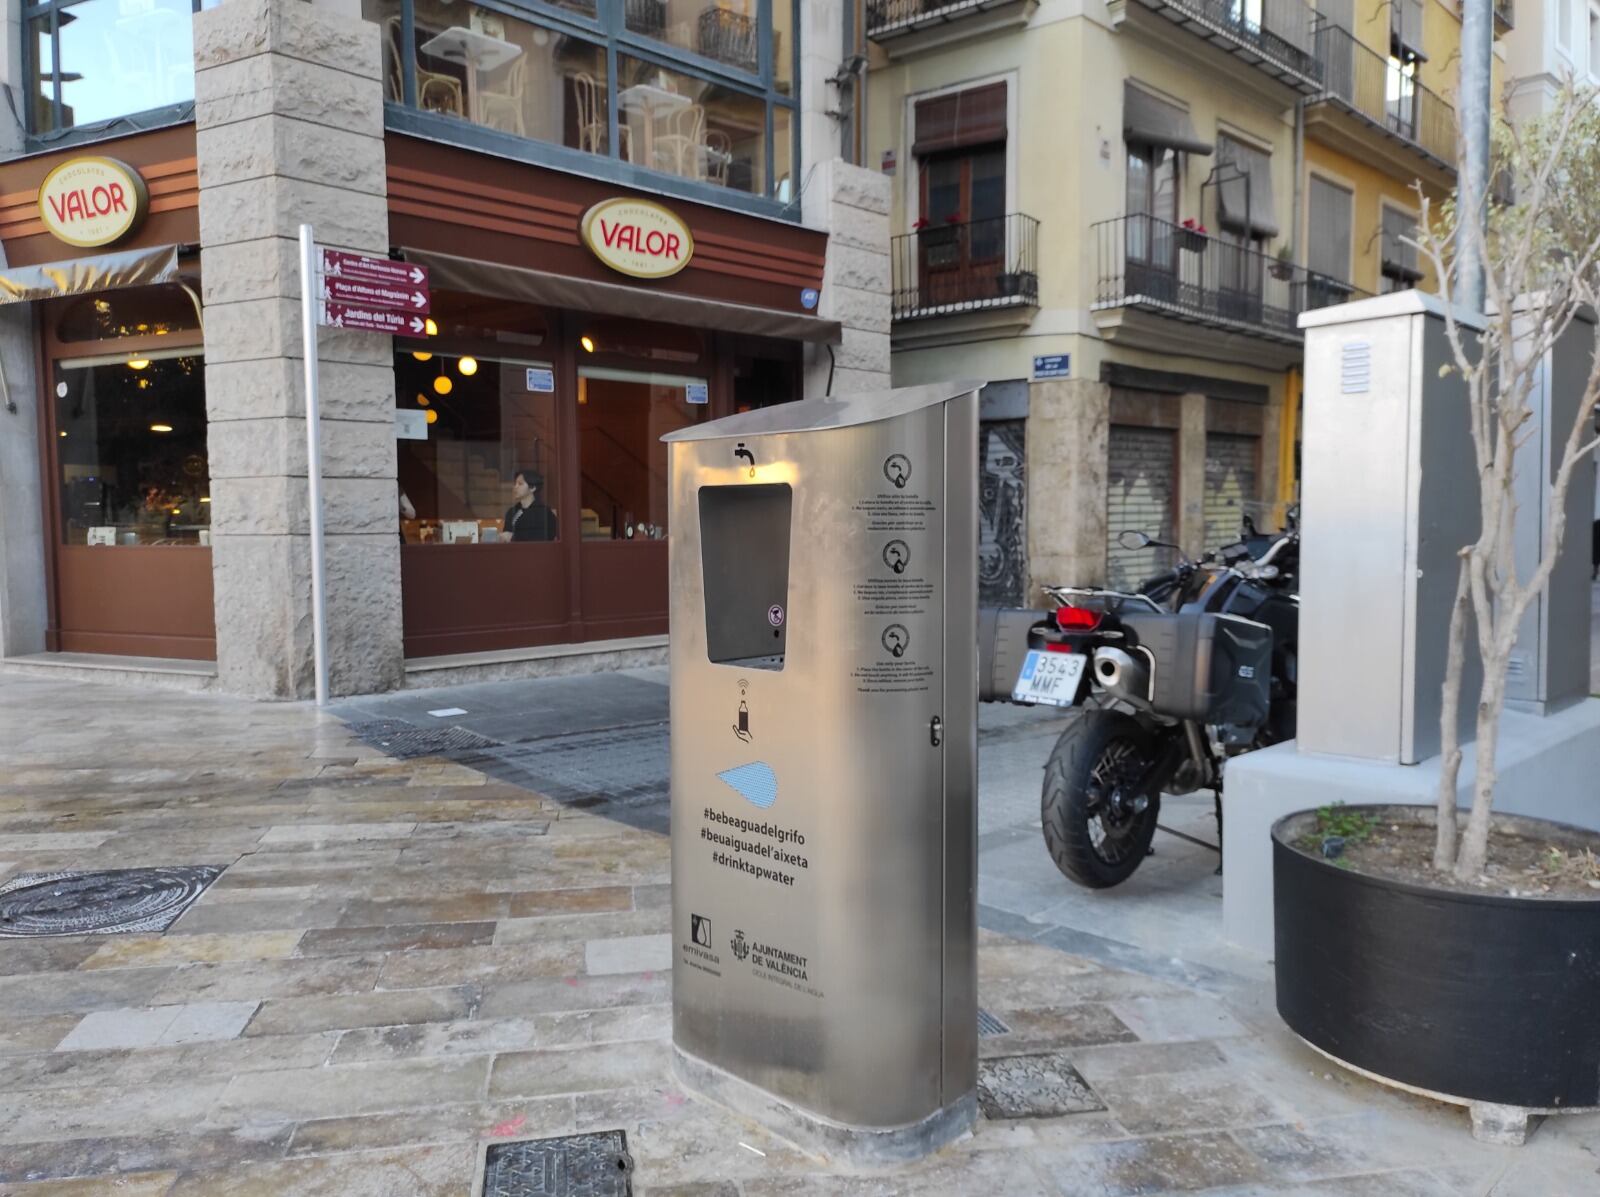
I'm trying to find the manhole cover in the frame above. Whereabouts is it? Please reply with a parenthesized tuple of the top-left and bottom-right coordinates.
(977, 1051, 1105, 1120)
(0, 866, 222, 938)
(345, 720, 499, 760)
(977, 1008, 1011, 1037)
(483, 1131, 633, 1197)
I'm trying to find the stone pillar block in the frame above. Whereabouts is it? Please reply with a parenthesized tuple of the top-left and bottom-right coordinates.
(0, 303, 46, 657)
(196, 0, 400, 698)
(1177, 392, 1207, 558)
(1026, 379, 1109, 597)
(804, 160, 892, 398)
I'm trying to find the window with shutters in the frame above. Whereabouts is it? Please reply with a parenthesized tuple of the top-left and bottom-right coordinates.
(1380, 205, 1422, 293)
(1391, 0, 1425, 58)
(912, 82, 1008, 302)
(1307, 176, 1352, 283)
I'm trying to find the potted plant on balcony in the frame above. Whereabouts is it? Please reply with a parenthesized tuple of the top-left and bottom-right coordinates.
(1272, 84, 1600, 1146)
(1178, 218, 1208, 254)
(1269, 243, 1295, 280)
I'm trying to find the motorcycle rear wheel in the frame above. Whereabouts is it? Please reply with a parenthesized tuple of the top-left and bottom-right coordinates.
(1041, 710, 1162, 889)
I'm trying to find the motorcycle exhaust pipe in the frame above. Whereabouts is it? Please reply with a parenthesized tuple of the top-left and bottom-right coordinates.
(1093, 646, 1152, 708)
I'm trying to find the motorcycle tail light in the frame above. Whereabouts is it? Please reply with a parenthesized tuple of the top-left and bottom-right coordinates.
(1055, 605, 1101, 631)
(1043, 641, 1075, 653)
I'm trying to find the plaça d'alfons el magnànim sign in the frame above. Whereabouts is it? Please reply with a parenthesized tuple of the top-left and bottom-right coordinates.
(37, 157, 149, 248)
(580, 197, 694, 280)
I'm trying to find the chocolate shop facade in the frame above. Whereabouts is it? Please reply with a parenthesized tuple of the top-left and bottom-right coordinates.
(0, 0, 889, 698)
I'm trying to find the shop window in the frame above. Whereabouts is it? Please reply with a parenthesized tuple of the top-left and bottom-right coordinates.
(380, 0, 801, 210)
(55, 350, 209, 546)
(393, 351, 562, 544)
(626, 0, 760, 76)
(730, 344, 798, 412)
(577, 366, 708, 540)
(26, 0, 215, 139)
(55, 286, 201, 342)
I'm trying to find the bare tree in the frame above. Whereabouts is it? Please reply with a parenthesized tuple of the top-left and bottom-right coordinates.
(1415, 84, 1600, 882)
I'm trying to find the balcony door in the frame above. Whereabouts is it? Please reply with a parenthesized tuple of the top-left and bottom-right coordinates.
(911, 81, 1008, 310)
(1125, 142, 1179, 303)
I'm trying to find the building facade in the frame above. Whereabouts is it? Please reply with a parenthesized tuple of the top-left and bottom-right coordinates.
(866, 0, 1493, 603)
(0, 0, 889, 697)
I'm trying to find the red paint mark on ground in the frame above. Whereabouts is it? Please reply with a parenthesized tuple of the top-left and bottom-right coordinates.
(489, 1113, 528, 1137)
(563, 976, 580, 987)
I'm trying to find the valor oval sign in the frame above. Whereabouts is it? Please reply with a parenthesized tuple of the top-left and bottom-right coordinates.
(580, 198, 694, 280)
(37, 157, 149, 248)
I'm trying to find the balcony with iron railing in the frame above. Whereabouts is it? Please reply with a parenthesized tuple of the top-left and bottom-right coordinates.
(1494, 0, 1514, 32)
(1092, 214, 1370, 344)
(1116, 0, 1323, 94)
(1309, 23, 1456, 173)
(890, 213, 1040, 321)
(866, 0, 1035, 41)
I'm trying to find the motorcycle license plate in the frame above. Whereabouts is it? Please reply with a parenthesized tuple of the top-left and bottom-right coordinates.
(1012, 650, 1085, 707)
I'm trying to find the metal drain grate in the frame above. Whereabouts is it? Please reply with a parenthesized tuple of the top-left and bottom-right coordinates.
(0, 866, 222, 938)
(976, 1051, 1105, 1120)
(345, 720, 499, 760)
(482, 1131, 633, 1197)
(977, 1008, 1011, 1037)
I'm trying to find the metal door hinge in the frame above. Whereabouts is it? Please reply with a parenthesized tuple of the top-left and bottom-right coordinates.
(930, 715, 943, 747)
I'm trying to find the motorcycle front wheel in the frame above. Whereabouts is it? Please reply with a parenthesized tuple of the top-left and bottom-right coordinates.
(1040, 710, 1162, 889)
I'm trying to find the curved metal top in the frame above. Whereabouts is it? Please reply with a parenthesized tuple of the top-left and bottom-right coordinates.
(662, 379, 984, 442)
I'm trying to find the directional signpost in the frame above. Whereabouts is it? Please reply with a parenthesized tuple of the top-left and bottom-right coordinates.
(298, 227, 433, 705)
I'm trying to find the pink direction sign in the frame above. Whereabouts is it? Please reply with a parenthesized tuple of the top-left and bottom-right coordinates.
(321, 276, 429, 313)
(318, 303, 428, 335)
(319, 249, 428, 290)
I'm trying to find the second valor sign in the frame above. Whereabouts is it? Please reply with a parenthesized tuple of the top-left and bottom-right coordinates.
(581, 198, 694, 280)
(37, 157, 149, 248)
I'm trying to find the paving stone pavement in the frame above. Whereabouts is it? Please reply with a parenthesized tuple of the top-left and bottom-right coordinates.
(0, 669, 1598, 1195)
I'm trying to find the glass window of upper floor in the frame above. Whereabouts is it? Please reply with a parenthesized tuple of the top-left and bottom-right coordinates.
(367, 0, 799, 213)
(25, 0, 218, 144)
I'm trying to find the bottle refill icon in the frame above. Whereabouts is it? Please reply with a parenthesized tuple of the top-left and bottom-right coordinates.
(664, 381, 980, 1164)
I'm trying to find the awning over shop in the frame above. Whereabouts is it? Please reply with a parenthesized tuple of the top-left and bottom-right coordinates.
(400, 248, 843, 344)
(1123, 83, 1213, 156)
(0, 243, 181, 305)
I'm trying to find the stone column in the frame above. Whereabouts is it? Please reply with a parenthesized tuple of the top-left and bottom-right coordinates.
(1176, 391, 1207, 557)
(803, 159, 891, 397)
(194, 0, 402, 698)
(1026, 379, 1109, 597)
(0, 302, 45, 659)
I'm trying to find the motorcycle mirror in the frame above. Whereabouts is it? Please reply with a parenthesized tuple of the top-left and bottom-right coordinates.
(1242, 514, 1257, 536)
(1117, 530, 1153, 551)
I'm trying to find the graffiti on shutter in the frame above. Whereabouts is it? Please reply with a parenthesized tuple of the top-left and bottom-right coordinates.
(1204, 433, 1260, 554)
(1107, 425, 1177, 590)
(978, 420, 1026, 607)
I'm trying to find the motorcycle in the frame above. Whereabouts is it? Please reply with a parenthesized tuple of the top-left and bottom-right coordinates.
(981, 511, 1299, 889)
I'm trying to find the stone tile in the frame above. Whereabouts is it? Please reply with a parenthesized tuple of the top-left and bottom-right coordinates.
(167, 898, 348, 934)
(488, 1039, 673, 1100)
(1068, 1039, 1232, 1084)
(216, 1057, 490, 1124)
(284, 1095, 576, 1156)
(150, 954, 384, 1004)
(585, 933, 672, 976)
(375, 942, 585, 989)
(164, 1142, 474, 1197)
(0, 938, 106, 976)
(0, 1125, 295, 1186)
(258, 822, 415, 844)
(507, 886, 638, 917)
(0, 1081, 234, 1144)
(1108, 995, 1252, 1043)
(535, 1003, 673, 1049)
(740, 1149, 1058, 1196)
(0, 1014, 79, 1055)
(330, 1018, 542, 1064)
(1230, 1111, 1477, 1183)
(0, 969, 178, 1017)
(632, 884, 672, 910)
(79, 931, 303, 970)
(0, 1172, 178, 1195)
(1034, 1130, 1267, 1196)
(493, 907, 671, 944)
(0, 832, 115, 851)
(246, 985, 477, 1036)
(10, 1031, 336, 1093)
(477, 971, 671, 1019)
(978, 1004, 1139, 1056)
(1091, 1068, 1291, 1135)
(158, 999, 260, 1045)
(56, 1007, 182, 1051)
(295, 921, 496, 956)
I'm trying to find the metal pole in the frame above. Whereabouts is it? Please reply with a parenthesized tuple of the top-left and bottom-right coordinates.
(298, 224, 330, 707)
(1458, 0, 1492, 314)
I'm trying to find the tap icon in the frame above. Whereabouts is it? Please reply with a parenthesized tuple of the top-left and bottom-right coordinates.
(734, 443, 756, 476)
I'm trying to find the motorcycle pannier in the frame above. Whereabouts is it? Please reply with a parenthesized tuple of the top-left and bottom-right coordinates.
(1117, 611, 1272, 725)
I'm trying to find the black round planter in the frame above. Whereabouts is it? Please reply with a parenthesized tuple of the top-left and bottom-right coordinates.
(1273, 806, 1600, 1111)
